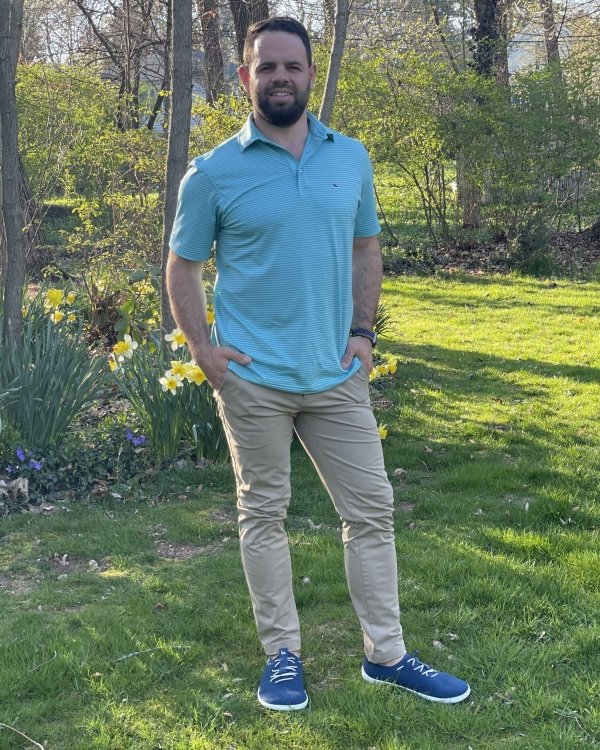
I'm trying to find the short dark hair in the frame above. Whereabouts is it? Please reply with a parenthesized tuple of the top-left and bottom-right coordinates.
(243, 16, 312, 67)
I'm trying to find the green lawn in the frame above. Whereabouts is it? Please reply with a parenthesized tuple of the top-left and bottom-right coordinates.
(1, 274, 599, 749)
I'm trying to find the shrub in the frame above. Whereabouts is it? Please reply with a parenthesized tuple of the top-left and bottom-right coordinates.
(110, 329, 228, 464)
(0, 311, 106, 448)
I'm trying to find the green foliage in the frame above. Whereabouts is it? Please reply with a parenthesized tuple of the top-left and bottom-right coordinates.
(334, 44, 600, 259)
(17, 63, 167, 268)
(374, 301, 392, 340)
(0, 421, 155, 508)
(0, 382, 19, 436)
(0, 311, 106, 449)
(113, 335, 228, 464)
(17, 64, 118, 199)
(189, 94, 248, 155)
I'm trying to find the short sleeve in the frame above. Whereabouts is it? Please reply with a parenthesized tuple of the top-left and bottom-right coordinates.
(169, 163, 219, 261)
(353, 146, 381, 238)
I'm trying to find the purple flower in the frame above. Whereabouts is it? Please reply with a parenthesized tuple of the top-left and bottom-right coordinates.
(28, 459, 43, 471)
(16, 446, 26, 462)
(6, 464, 17, 475)
(125, 428, 147, 447)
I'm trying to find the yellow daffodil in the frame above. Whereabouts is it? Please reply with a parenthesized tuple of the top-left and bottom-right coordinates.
(169, 360, 189, 378)
(206, 308, 215, 325)
(159, 371, 183, 394)
(66, 291, 77, 305)
(185, 364, 207, 385)
(112, 334, 138, 362)
(50, 310, 65, 324)
(108, 355, 119, 372)
(369, 366, 380, 381)
(388, 360, 398, 374)
(165, 328, 186, 350)
(45, 288, 64, 309)
(378, 424, 388, 440)
(67, 313, 76, 323)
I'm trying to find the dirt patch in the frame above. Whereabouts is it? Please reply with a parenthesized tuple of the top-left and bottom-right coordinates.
(49, 553, 106, 574)
(0, 575, 36, 595)
(435, 229, 600, 277)
(211, 507, 237, 525)
(154, 542, 217, 560)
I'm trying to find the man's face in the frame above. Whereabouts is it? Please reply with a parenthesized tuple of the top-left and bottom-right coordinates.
(239, 31, 316, 128)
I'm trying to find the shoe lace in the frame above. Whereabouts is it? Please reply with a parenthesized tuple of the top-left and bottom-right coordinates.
(268, 652, 300, 684)
(403, 652, 439, 678)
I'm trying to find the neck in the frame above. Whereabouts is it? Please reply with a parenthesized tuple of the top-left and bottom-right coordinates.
(252, 112, 310, 159)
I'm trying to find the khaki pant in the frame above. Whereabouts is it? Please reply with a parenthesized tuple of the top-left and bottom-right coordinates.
(215, 367, 406, 663)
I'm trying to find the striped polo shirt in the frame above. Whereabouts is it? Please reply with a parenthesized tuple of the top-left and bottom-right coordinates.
(169, 112, 381, 394)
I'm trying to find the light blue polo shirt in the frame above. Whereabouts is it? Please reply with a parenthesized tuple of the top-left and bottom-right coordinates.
(170, 112, 381, 394)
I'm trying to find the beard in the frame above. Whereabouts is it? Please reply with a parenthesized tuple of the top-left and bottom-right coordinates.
(253, 84, 311, 127)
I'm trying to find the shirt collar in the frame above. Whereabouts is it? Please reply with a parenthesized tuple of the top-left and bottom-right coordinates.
(238, 111, 335, 151)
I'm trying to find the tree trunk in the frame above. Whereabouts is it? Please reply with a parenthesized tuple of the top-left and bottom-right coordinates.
(539, 0, 561, 71)
(229, 0, 269, 63)
(198, 0, 224, 104)
(318, 0, 349, 126)
(0, 0, 25, 345)
(322, 0, 335, 47)
(473, 0, 508, 83)
(160, 0, 193, 332)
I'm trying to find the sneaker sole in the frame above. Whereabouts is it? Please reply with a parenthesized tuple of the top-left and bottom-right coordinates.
(362, 667, 471, 704)
(257, 692, 309, 711)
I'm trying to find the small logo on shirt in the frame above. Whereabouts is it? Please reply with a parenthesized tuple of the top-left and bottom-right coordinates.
(332, 183, 341, 188)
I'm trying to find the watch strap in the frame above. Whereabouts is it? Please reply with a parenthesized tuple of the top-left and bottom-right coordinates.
(350, 327, 377, 346)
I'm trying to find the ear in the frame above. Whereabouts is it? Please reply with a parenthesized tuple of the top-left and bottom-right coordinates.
(238, 64, 251, 94)
(309, 63, 317, 89)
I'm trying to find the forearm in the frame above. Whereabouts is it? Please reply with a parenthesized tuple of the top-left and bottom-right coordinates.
(352, 235, 382, 329)
(166, 251, 212, 361)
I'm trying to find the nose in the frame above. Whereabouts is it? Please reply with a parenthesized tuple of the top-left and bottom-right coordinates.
(271, 64, 290, 83)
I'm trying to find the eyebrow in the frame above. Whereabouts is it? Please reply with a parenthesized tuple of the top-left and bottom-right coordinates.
(256, 59, 305, 67)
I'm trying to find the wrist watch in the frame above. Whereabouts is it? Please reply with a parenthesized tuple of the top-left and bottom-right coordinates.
(350, 327, 377, 347)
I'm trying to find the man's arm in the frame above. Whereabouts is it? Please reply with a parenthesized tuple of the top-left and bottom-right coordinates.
(341, 234, 382, 373)
(166, 250, 250, 388)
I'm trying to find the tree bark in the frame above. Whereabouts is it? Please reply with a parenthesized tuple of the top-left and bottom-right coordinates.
(322, 0, 335, 47)
(539, 0, 561, 72)
(318, 0, 349, 126)
(0, 0, 25, 345)
(229, 0, 269, 63)
(472, 0, 509, 84)
(160, 0, 193, 332)
(198, 0, 224, 104)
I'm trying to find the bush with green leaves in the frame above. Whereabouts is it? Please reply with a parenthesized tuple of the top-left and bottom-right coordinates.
(17, 63, 167, 269)
(333, 41, 600, 260)
(110, 330, 228, 464)
(0, 310, 106, 449)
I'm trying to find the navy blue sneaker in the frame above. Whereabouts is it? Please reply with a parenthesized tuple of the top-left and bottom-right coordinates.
(362, 651, 470, 704)
(257, 648, 309, 711)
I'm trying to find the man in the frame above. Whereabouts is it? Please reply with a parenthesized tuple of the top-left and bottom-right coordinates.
(167, 16, 470, 711)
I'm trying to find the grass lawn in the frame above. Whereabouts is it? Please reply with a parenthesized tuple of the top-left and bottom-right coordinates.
(1, 274, 599, 750)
